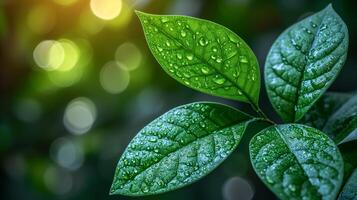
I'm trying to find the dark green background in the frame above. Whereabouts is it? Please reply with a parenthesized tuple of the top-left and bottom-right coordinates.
(0, 0, 356, 199)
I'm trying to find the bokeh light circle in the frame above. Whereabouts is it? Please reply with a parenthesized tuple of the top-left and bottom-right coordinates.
(222, 176, 254, 200)
(63, 97, 97, 135)
(90, 0, 122, 20)
(50, 137, 84, 170)
(57, 39, 80, 71)
(100, 61, 130, 94)
(33, 40, 65, 71)
(115, 42, 142, 71)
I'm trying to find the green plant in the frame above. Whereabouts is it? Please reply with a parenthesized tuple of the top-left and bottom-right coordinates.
(110, 4, 357, 199)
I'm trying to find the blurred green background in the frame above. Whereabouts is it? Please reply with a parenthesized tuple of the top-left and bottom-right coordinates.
(0, 0, 356, 199)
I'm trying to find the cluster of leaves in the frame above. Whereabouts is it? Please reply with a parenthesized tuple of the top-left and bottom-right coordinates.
(110, 4, 356, 200)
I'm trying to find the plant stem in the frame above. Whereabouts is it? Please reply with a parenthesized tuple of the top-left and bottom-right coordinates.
(250, 103, 275, 124)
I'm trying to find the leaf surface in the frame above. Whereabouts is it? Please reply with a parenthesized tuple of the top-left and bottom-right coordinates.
(301, 92, 352, 129)
(250, 124, 344, 200)
(137, 11, 260, 105)
(301, 92, 357, 144)
(323, 95, 357, 144)
(338, 168, 357, 200)
(265, 4, 349, 122)
(110, 102, 257, 196)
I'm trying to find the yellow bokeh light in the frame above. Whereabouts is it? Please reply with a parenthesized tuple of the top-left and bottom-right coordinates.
(47, 39, 92, 88)
(100, 61, 130, 94)
(57, 39, 80, 71)
(106, 1, 133, 29)
(27, 4, 56, 34)
(115, 42, 142, 71)
(90, 0, 122, 20)
(33, 40, 65, 71)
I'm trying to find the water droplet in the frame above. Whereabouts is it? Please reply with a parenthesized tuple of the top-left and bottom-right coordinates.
(211, 55, 217, 60)
(199, 37, 208, 46)
(177, 53, 183, 59)
(149, 138, 157, 142)
(251, 74, 256, 81)
(310, 21, 317, 28)
(266, 176, 274, 184)
(288, 184, 297, 192)
(183, 72, 190, 78)
(157, 47, 163, 52)
(199, 122, 206, 128)
(165, 41, 171, 47)
(216, 58, 222, 63)
(180, 30, 187, 37)
(213, 76, 226, 85)
(201, 66, 210, 74)
(239, 56, 248, 63)
(161, 18, 169, 23)
(212, 47, 217, 52)
(184, 80, 190, 85)
(237, 90, 243, 95)
(186, 53, 193, 60)
(320, 24, 327, 31)
(142, 185, 149, 193)
(143, 20, 148, 24)
(154, 27, 158, 32)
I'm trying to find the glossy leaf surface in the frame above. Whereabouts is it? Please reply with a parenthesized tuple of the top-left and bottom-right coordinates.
(110, 102, 256, 196)
(250, 124, 344, 200)
(265, 5, 349, 122)
(137, 11, 260, 105)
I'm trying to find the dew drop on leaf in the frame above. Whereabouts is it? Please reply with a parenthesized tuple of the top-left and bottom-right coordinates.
(213, 76, 226, 85)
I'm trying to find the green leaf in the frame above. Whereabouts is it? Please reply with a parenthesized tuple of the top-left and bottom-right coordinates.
(110, 102, 259, 196)
(249, 124, 344, 200)
(323, 95, 357, 144)
(301, 92, 357, 144)
(338, 168, 357, 200)
(136, 11, 260, 105)
(265, 4, 349, 122)
(339, 141, 357, 180)
(300, 92, 353, 130)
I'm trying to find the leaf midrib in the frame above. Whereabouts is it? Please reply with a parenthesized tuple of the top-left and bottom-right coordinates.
(146, 18, 257, 106)
(292, 9, 329, 121)
(274, 126, 322, 199)
(120, 118, 253, 191)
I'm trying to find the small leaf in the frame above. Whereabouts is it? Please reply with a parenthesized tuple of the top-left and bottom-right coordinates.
(338, 168, 357, 200)
(265, 4, 349, 122)
(110, 102, 258, 196)
(300, 92, 353, 130)
(136, 11, 260, 105)
(250, 124, 344, 200)
(323, 95, 357, 144)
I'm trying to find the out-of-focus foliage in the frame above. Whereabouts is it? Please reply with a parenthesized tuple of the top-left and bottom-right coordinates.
(1, 0, 356, 200)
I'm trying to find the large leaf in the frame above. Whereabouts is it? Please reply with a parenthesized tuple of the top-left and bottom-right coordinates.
(338, 168, 357, 200)
(110, 102, 261, 196)
(265, 4, 349, 122)
(323, 95, 357, 144)
(250, 124, 344, 200)
(301, 92, 353, 130)
(136, 11, 260, 106)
